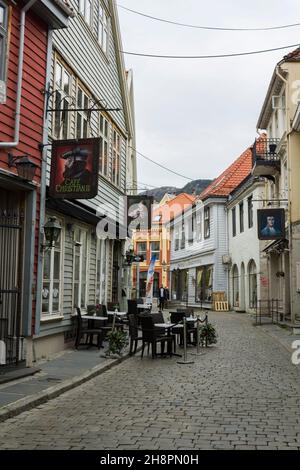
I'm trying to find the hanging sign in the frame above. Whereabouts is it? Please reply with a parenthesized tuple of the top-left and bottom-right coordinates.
(257, 208, 285, 240)
(49, 138, 100, 199)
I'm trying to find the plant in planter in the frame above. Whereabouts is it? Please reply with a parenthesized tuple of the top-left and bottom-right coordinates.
(199, 322, 217, 347)
(106, 329, 128, 357)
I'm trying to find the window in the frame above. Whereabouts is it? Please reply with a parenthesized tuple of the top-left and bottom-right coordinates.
(73, 228, 89, 309)
(195, 265, 213, 303)
(196, 212, 202, 242)
(239, 202, 244, 233)
(98, 2, 108, 53)
(136, 242, 147, 260)
(248, 260, 257, 308)
(188, 213, 195, 245)
(204, 207, 210, 239)
(248, 196, 253, 228)
(0, 1, 8, 82)
(150, 241, 160, 261)
(180, 220, 185, 249)
(76, 85, 89, 139)
(96, 239, 107, 304)
(175, 228, 179, 251)
(42, 217, 62, 316)
(53, 60, 71, 139)
(99, 114, 109, 177)
(232, 265, 239, 307)
(112, 129, 121, 186)
(79, 0, 92, 26)
(232, 207, 236, 237)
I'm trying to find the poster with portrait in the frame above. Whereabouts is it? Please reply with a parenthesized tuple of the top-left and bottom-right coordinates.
(126, 195, 153, 236)
(49, 138, 100, 199)
(257, 209, 285, 240)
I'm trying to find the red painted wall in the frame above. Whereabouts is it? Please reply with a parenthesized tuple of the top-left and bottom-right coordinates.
(0, 5, 48, 333)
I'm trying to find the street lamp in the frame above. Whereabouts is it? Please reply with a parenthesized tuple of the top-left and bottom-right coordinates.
(43, 217, 62, 249)
(8, 154, 38, 182)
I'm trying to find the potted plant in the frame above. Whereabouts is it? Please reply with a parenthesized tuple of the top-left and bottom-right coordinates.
(106, 329, 128, 357)
(199, 322, 217, 347)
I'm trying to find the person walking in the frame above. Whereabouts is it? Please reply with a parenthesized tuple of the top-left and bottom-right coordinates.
(159, 286, 165, 311)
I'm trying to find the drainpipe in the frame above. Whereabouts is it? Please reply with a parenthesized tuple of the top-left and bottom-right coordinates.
(34, 28, 53, 337)
(276, 66, 294, 319)
(0, 0, 38, 148)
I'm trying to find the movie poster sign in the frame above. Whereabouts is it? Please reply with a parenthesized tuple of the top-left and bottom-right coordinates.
(49, 138, 100, 199)
(257, 208, 285, 240)
(126, 195, 153, 236)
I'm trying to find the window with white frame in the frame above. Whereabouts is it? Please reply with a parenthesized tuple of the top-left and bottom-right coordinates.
(180, 219, 186, 249)
(53, 59, 71, 139)
(150, 241, 160, 261)
(73, 228, 89, 309)
(112, 128, 121, 186)
(79, 0, 92, 26)
(204, 207, 210, 239)
(96, 238, 107, 304)
(76, 85, 89, 139)
(174, 227, 180, 251)
(136, 241, 147, 261)
(42, 217, 62, 316)
(98, 1, 108, 53)
(0, 1, 8, 83)
(196, 211, 202, 242)
(99, 113, 109, 177)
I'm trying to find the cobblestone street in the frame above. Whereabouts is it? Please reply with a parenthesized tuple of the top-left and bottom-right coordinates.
(0, 312, 300, 450)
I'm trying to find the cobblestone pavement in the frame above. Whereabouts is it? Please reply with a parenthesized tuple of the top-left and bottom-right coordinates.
(0, 312, 300, 450)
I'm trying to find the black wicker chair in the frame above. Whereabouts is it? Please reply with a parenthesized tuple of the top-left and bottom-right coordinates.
(140, 316, 173, 359)
(75, 307, 104, 349)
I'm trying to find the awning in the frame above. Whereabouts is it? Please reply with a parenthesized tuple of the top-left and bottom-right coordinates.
(263, 238, 289, 254)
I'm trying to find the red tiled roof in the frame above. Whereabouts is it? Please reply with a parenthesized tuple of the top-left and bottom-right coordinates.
(153, 193, 196, 224)
(282, 46, 300, 62)
(199, 147, 253, 200)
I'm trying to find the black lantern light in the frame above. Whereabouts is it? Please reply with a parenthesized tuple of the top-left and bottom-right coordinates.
(8, 154, 38, 182)
(44, 217, 62, 248)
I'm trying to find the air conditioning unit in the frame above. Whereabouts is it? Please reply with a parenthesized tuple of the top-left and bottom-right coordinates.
(222, 254, 231, 265)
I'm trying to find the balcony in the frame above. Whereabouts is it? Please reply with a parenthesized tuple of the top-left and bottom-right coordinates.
(252, 138, 281, 177)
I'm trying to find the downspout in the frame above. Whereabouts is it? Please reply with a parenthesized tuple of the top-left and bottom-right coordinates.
(276, 66, 293, 318)
(0, 0, 38, 148)
(34, 28, 53, 336)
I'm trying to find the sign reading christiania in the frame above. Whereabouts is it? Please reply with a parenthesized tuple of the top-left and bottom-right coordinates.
(49, 138, 100, 199)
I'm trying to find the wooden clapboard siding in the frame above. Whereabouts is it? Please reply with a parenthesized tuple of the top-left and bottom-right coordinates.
(0, 5, 48, 335)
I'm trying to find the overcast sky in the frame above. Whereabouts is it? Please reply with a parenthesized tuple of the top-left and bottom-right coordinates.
(117, 0, 300, 190)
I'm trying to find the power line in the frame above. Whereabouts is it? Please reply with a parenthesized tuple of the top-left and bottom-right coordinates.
(118, 4, 300, 32)
(121, 43, 300, 59)
(129, 146, 194, 181)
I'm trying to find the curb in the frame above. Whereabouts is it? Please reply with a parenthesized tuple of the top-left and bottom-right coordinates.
(0, 352, 132, 423)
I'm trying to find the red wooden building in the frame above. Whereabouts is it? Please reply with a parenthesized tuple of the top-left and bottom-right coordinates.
(0, 0, 72, 369)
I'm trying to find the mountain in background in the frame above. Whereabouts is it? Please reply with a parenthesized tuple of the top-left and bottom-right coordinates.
(139, 179, 213, 202)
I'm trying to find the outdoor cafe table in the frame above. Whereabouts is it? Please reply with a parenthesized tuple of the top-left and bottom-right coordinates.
(82, 315, 108, 321)
(107, 311, 127, 316)
(137, 304, 152, 309)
